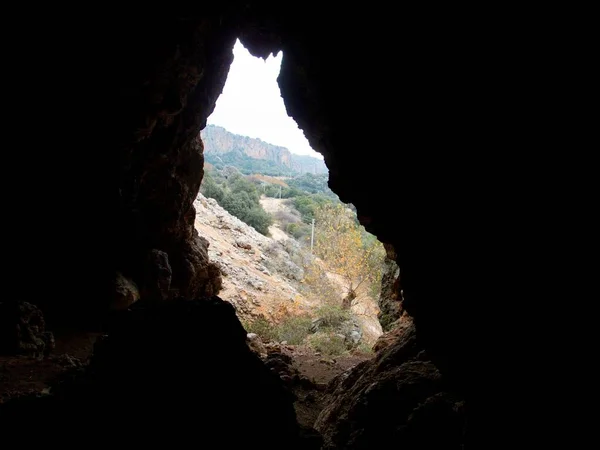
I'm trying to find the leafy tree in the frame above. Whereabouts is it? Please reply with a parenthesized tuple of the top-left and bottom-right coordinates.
(313, 203, 385, 308)
(244, 206, 273, 235)
(292, 194, 331, 223)
(288, 173, 336, 198)
(200, 172, 225, 203)
(199, 169, 273, 236)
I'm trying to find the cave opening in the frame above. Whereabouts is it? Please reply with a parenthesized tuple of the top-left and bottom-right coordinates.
(195, 39, 390, 427)
(0, 12, 482, 448)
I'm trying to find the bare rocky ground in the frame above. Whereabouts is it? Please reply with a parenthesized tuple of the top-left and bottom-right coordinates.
(193, 194, 317, 321)
(195, 193, 382, 343)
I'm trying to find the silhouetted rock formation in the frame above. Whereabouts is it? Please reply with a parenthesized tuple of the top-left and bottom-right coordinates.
(0, 301, 54, 357)
(0, 297, 319, 449)
(3, 6, 555, 447)
(315, 320, 465, 449)
(377, 243, 403, 331)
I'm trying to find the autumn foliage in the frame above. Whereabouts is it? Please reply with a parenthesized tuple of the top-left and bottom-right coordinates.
(313, 203, 385, 308)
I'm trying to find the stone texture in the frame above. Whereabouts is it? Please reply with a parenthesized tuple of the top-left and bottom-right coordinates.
(373, 312, 414, 353)
(111, 272, 140, 311)
(315, 321, 465, 449)
(377, 243, 403, 331)
(0, 301, 54, 357)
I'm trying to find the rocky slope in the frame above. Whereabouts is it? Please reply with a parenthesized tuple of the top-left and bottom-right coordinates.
(193, 193, 382, 344)
(202, 125, 327, 174)
(194, 193, 314, 321)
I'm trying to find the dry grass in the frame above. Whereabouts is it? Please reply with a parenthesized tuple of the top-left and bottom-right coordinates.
(249, 174, 289, 187)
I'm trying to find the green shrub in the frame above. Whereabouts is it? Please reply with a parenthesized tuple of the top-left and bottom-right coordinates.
(244, 206, 273, 235)
(276, 314, 313, 344)
(306, 332, 347, 356)
(314, 303, 351, 329)
(206, 175, 273, 235)
(242, 316, 278, 342)
(242, 314, 312, 345)
(378, 312, 396, 332)
(356, 341, 374, 355)
(285, 222, 311, 240)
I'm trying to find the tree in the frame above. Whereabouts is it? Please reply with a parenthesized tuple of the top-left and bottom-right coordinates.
(313, 203, 385, 308)
(200, 172, 225, 203)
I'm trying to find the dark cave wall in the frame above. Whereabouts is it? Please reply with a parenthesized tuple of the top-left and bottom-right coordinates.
(237, 6, 485, 390)
(5, 16, 238, 326)
(1, 6, 526, 443)
(5, 3, 481, 389)
(377, 243, 403, 331)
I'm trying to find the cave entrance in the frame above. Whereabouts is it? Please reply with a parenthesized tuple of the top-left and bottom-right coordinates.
(197, 40, 387, 408)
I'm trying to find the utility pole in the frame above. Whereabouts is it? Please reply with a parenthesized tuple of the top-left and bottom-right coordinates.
(310, 218, 315, 254)
(279, 185, 282, 199)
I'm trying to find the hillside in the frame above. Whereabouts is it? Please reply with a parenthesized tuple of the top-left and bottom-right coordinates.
(193, 192, 382, 345)
(202, 124, 327, 175)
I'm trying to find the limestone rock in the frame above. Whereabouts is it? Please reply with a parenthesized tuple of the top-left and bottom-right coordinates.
(315, 321, 465, 449)
(235, 240, 252, 250)
(246, 332, 266, 355)
(373, 311, 414, 353)
(377, 243, 403, 331)
(112, 272, 140, 311)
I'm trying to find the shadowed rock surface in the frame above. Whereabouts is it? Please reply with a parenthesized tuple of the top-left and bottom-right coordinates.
(1, 4, 558, 447)
(0, 296, 319, 449)
(315, 321, 465, 449)
(377, 243, 403, 331)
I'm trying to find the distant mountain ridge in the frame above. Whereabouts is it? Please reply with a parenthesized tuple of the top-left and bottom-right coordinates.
(201, 125, 327, 175)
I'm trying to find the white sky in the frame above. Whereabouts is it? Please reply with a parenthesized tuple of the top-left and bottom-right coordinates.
(207, 40, 322, 159)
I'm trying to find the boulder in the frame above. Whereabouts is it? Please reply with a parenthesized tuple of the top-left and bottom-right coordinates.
(315, 320, 465, 449)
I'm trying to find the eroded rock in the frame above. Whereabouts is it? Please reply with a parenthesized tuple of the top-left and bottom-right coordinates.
(247, 332, 267, 356)
(111, 272, 140, 311)
(1, 297, 317, 449)
(315, 320, 465, 449)
(0, 301, 54, 357)
(377, 243, 403, 331)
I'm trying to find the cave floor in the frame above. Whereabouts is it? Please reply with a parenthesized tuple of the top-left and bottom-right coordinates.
(0, 331, 101, 403)
(1, 333, 370, 429)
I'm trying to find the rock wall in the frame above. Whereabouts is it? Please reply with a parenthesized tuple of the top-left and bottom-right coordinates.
(315, 320, 465, 449)
(203, 124, 293, 166)
(377, 243, 403, 331)
(5, 16, 235, 326)
(0, 297, 317, 449)
(2, 5, 544, 446)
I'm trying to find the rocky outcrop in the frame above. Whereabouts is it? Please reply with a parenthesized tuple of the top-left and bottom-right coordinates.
(193, 193, 308, 320)
(0, 301, 54, 357)
(202, 124, 327, 174)
(377, 243, 403, 331)
(0, 297, 318, 449)
(111, 272, 140, 311)
(203, 124, 293, 165)
(315, 320, 465, 449)
(373, 311, 414, 353)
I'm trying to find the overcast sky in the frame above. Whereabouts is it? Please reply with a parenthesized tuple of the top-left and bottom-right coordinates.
(207, 40, 322, 159)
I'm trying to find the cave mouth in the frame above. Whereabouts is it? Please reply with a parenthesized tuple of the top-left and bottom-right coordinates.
(200, 38, 385, 349)
(0, 36, 388, 423)
(1, 11, 476, 446)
